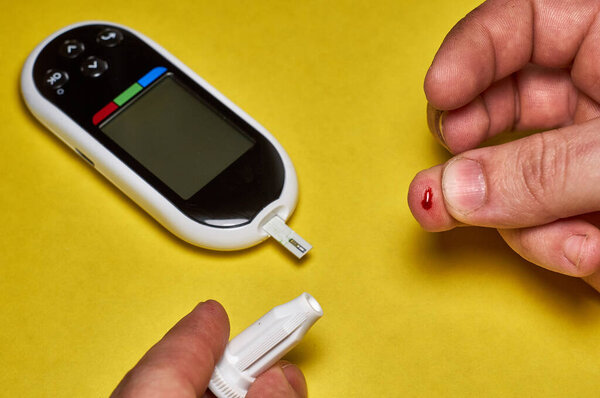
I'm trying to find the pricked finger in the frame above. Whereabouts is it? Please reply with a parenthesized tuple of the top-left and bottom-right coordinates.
(408, 165, 460, 232)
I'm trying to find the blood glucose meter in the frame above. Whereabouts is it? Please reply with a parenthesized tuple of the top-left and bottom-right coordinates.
(21, 21, 311, 257)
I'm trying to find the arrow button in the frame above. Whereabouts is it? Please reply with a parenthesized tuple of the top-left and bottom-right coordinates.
(96, 28, 123, 47)
(81, 56, 108, 78)
(59, 39, 84, 58)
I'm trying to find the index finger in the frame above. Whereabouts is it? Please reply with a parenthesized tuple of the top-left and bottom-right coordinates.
(425, 0, 600, 110)
(111, 300, 230, 398)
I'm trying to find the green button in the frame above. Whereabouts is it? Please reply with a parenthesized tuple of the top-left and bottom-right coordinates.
(114, 83, 143, 106)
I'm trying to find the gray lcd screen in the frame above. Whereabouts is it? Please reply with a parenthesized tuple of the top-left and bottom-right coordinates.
(101, 76, 255, 199)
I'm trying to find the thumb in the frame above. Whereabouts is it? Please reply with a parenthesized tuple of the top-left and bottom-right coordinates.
(410, 118, 600, 230)
(246, 361, 307, 398)
(111, 300, 230, 398)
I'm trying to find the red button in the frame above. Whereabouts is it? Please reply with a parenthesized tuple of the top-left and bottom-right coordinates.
(92, 102, 118, 125)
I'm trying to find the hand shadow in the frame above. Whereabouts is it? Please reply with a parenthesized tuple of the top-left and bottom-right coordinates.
(413, 226, 600, 322)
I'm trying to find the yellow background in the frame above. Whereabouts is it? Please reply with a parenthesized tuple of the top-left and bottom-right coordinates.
(2, 1, 600, 396)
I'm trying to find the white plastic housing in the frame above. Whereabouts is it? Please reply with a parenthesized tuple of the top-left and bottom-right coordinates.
(209, 293, 323, 398)
(21, 21, 299, 250)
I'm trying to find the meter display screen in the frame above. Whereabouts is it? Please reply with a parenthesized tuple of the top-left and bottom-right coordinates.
(101, 75, 255, 200)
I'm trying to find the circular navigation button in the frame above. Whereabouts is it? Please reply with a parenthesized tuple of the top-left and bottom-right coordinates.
(43, 69, 69, 89)
(59, 39, 85, 58)
(96, 28, 123, 47)
(80, 56, 108, 78)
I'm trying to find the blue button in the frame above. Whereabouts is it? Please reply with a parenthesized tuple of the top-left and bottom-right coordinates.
(138, 67, 167, 87)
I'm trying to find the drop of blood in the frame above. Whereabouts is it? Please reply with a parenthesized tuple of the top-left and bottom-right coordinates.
(421, 187, 433, 210)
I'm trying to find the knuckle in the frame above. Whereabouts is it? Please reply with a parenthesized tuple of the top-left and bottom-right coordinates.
(516, 132, 570, 216)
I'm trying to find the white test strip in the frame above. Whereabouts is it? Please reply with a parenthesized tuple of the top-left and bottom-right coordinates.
(262, 216, 312, 258)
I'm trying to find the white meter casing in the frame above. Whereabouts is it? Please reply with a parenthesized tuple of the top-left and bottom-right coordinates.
(21, 21, 300, 251)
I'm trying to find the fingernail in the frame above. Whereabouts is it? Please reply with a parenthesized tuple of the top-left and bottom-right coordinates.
(427, 103, 449, 150)
(564, 234, 588, 268)
(279, 362, 308, 398)
(442, 157, 487, 215)
(279, 360, 293, 369)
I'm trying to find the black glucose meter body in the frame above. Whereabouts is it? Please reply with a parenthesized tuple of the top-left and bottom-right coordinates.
(21, 22, 305, 253)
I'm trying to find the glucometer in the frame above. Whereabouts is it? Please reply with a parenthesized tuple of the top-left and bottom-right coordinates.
(21, 21, 311, 257)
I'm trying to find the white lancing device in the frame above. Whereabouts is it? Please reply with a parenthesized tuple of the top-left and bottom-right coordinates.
(209, 293, 323, 398)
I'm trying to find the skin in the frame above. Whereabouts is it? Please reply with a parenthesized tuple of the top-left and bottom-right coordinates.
(111, 1, 600, 393)
(111, 301, 307, 398)
(408, 0, 600, 290)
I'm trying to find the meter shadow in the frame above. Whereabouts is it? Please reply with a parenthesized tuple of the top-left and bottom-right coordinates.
(417, 226, 600, 321)
(18, 89, 270, 260)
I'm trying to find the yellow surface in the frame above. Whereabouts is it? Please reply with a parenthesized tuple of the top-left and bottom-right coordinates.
(2, 1, 600, 396)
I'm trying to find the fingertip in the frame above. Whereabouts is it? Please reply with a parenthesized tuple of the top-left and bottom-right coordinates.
(247, 362, 307, 398)
(424, 36, 491, 111)
(111, 300, 231, 397)
(441, 98, 490, 154)
(199, 300, 230, 329)
(185, 300, 230, 347)
(280, 361, 308, 398)
(424, 65, 445, 108)
(424, 61, 461, 110)
(408, 166, 459, 232)
(426, 103, 449, 151)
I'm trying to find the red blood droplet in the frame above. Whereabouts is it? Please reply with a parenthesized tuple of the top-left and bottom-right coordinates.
(421, 187, 433, 210)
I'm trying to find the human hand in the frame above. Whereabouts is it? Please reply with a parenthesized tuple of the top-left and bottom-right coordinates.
(408, 0, 600, 291)
(111, 300, 307, 398)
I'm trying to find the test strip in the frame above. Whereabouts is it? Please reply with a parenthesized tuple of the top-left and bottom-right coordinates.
(263, 216, 312, 259)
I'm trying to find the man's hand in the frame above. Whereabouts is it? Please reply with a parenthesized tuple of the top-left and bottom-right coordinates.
(111, 301, 307, 398)
(408, 0, 600, 291)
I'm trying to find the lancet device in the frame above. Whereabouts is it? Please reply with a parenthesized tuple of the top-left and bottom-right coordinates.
(209, 293, 323, 398)
(21, 21, 310, 257)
